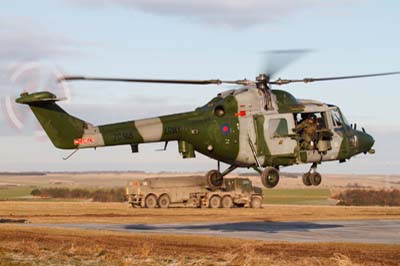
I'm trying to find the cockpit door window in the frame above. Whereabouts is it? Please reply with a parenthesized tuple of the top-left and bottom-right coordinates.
(330, 108, 350, 130)
(331, 109, 343, 128)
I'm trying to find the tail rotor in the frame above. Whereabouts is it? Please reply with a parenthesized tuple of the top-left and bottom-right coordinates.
(1, 61, 71, 138)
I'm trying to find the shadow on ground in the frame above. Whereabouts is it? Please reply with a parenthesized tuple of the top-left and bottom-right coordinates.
(123, 221, 342, 233)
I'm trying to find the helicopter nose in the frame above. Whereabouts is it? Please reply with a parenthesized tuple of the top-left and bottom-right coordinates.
(357, 131, 375, 153)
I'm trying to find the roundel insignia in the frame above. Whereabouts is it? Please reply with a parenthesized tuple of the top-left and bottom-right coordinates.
(221, 124, 231, 135)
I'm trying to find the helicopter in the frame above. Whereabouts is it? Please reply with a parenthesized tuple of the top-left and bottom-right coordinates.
(15, 62, 399, 190)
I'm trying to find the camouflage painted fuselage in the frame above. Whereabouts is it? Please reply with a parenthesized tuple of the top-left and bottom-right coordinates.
(16, 87, 374, 168)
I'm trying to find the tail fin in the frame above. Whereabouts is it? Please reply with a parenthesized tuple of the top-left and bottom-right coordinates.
(16, 91, 86, 149)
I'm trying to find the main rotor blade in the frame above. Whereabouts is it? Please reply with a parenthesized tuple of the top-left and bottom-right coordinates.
(59, 76, 253, 86)
(262, 49, 313, 77)
(270, 71, 400, 85)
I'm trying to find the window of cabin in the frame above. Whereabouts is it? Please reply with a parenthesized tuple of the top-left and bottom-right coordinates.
(295, 112, 327, 129)
(269, 118, 288, 137)
(241, 179, 252, 192)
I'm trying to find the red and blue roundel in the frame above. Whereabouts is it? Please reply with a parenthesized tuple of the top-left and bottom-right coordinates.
(221, 124, 231, 135)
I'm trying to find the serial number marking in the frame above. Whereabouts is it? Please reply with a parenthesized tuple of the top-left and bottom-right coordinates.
(164, 127, 179, 135)
(113, 131, 134, 142)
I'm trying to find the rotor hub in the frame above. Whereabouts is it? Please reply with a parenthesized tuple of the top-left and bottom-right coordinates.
(256, 73, 270, 90)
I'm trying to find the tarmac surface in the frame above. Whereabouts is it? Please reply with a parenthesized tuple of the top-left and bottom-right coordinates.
(31, 219, 400, 244)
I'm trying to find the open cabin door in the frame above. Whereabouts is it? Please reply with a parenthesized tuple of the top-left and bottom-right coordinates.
(295, 110, 340, 163)
(264, 114, 297, 156)
(252, 113, 297, 167)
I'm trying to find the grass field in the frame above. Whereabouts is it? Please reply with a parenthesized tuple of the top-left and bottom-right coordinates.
(1, 186, 335, 206)
(1, 172, 400, 190)
(1, 173, 399, 265)
(0, 187, 33, 200)
(263, 188, 333, 205)
(0, 187, 88, 202)
(0, 225, 399, 266)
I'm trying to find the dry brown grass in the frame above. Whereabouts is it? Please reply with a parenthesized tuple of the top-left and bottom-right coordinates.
(1, 201, 400, 224)
(0, 225, 399, 266)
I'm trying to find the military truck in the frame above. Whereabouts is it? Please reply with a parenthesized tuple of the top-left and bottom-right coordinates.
(126, 176, 263, 208)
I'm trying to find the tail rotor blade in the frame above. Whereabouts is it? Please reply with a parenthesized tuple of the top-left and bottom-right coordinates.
(1, 61, 71, 136)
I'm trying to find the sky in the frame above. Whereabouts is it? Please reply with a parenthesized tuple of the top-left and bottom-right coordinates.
(0, 0, 399, 174)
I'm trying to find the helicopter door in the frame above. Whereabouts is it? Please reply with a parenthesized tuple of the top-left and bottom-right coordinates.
(252, 115, 268, 158)
(264, 114, 297, 157)
(300, 111, 337, 163)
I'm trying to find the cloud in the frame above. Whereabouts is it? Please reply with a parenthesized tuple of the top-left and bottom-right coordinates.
(67, 0, 323, 28)
(0, 17, 80, 95)
(0, 17, 82, 137)
(0, 18, 77, 63)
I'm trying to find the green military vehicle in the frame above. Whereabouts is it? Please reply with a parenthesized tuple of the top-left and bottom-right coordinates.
(126, 176, 263, 208)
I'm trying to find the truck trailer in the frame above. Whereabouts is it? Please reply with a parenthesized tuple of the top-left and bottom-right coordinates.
(126, 176, 263, 208)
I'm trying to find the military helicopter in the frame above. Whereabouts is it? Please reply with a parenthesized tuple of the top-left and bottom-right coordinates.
(15, 57, 399, 190)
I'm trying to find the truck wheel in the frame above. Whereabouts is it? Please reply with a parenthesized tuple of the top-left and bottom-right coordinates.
(302, 173, 312, 186)
(145, 194, 158, 208)
(206, 170, 223, 190)
(309, 172, 322, 186)
(158, 194, 170, 208)
(209, 195, 221, 208)
(221, 196, 233, 208)
(261, 167, 280, 188)
(250, 197, 262, 208)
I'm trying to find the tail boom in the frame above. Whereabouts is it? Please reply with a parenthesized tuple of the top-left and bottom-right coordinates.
(16, 91, 181, 150)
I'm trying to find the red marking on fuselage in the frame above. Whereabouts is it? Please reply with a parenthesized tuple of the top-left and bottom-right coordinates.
(74, 137, 94, 145)
(234, 110, 246, 117)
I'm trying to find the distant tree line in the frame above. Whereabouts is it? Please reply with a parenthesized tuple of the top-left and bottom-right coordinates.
(31, 187, 126, 202)
(0, 172, 46, 176)
(333, 189, 400, 206)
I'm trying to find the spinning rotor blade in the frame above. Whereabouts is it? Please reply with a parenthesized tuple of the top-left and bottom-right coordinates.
(262, 49, 313, 77)
(59, 76, 253, 86)
(1, 62, 71, 136)
(270, 71, 400, 85)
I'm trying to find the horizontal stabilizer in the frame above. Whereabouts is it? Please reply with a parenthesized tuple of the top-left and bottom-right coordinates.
(16, 91, 65, 105)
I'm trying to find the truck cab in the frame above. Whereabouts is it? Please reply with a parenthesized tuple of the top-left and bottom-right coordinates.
(224, 178, 262, 195)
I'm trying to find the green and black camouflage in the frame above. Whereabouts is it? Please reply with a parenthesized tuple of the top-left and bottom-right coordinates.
(16, 86, 375, 188)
